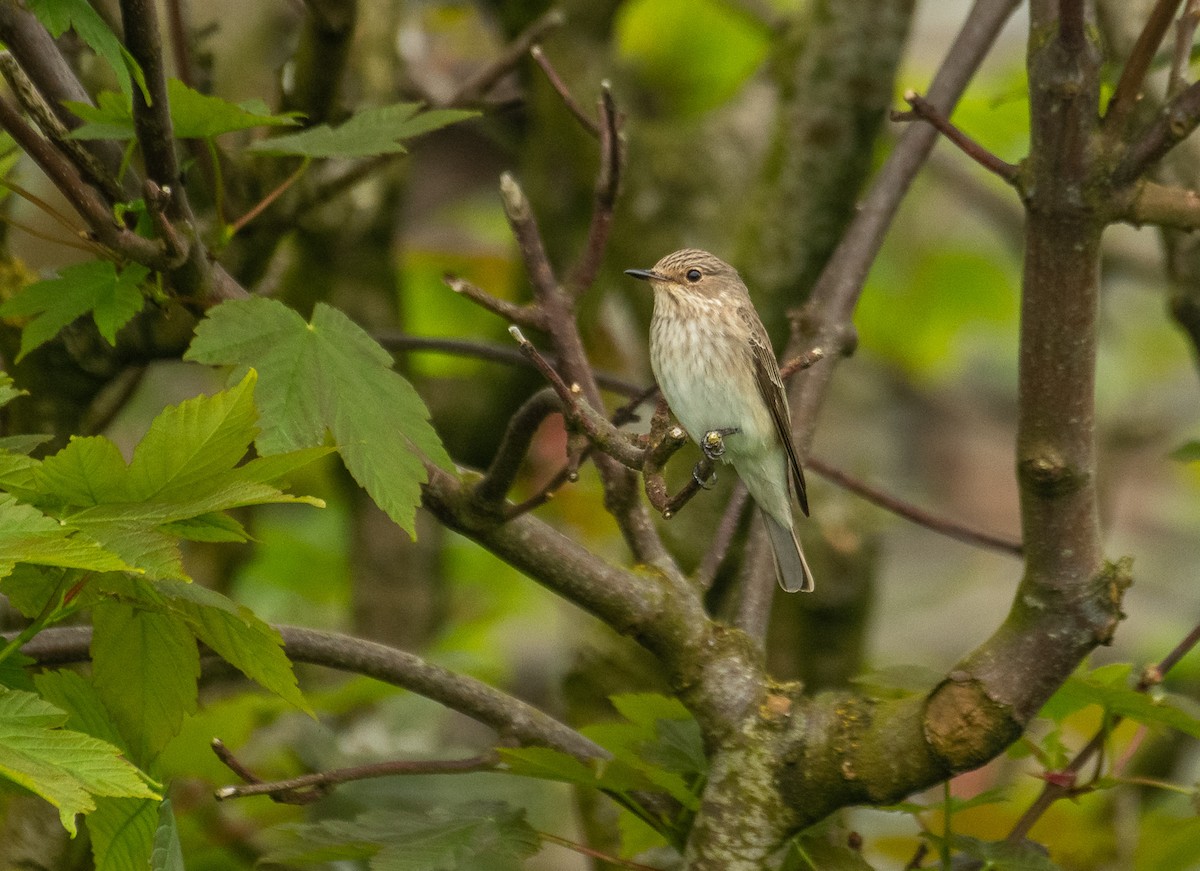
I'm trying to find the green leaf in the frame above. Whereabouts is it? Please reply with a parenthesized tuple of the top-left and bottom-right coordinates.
(247, 102, 476, 158)
(186, 299, 451, 534)
(37, 436, 129, 507)
(151, 799, 185, 871)
(264, 802, 540, 871)
(1039, 663, 1200, 737)
(498, 746, 600, 789)
(33, 670, 126, 749)
(91, 602, 199, 765)
(0, 372, 26, 408)
(158, 512, 249, 543)
(26, 0, 141, 100)
(940, 834, 1062, 870)
(0, 261, 148, 361)
(792, 833, 878, 870)
(0, 434, 54, 455)
(154, 580, 309, 713)
(0, 494, 135, 578)
(89, 798, 159, 871)
(67, 79, 299, 140)
(0, 686, 158, 834)
(1170, 440, 1200, 463)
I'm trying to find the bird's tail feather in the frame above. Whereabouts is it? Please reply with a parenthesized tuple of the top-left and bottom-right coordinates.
(762, 511, 814, 593)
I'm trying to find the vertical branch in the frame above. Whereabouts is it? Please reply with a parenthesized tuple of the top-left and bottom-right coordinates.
(567, 83, 621, 297)
(1104, 0, 1186, 129)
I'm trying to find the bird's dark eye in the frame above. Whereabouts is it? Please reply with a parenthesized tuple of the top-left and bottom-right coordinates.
(685, 268, 702, 283)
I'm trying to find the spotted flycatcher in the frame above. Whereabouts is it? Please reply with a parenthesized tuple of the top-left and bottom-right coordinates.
(626, 248, 814, 593)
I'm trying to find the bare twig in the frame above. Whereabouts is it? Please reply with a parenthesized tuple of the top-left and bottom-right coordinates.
(443, 273, 547, 329)
(1106, 0, 1186, 129)
(538, 831, 663, 871)
(568, 83, 622, 297)
(1121, 178, 1200, 228)
(693, 483, 751, 590)
(1058, 0, 1088, 53)
(1114, 79, 1200, 183)
(144, 181, 190, 266)
(374, 331, 646, 397)
(530, 45, 600, 137)
(508, 326, 644, 469)
(474, 388, 563, 506)
(1006, 619, 1200, 842)
(445, 8, 566, 105)
(0, 94, 174, 268)
(215, 745, 500, 804)
(805, 457, 1023, 556)
(228, 159, 310, 235)
(499, 173, 560, 301)
(893, 90, 1020, 183)
(17, 624, 607, 762)
(1169, 0, 1200, 97)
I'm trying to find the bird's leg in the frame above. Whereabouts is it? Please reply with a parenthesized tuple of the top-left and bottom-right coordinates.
(701, 427, 740, 461)
(692, 459, 718, 490)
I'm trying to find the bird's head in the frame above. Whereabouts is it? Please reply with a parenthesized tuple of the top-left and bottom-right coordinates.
(625, 248, 742, 300)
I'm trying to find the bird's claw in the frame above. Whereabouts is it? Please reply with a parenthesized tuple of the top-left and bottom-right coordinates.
(692, 463, 718, 489)
(701, 427, 739, 461)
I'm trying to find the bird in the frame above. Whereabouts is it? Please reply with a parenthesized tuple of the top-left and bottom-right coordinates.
(625, 248, 814, 593)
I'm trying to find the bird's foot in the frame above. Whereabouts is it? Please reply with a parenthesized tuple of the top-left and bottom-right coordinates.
(701, 427, 740, 461)
(692, 462, 718, 489)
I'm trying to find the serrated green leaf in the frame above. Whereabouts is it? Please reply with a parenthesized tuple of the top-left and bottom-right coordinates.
(1039, 663, 1200, 737)
(498, 746, 600, 788)
(0, 434, 54, 454)
(247, 102, 476, 158)
(26, 0, 140, 100)
(92, 602, 199, 765)
(0, 372, 26, 408)
(0, 494, 135, 577)
(185, 299, 451, 534)
(37, 436, 129, 507)
(0, 686, 158, 834)
(0, 261, 147, 360)
(151, 799, 185, 871)
(154, 580, 309, 713)
(33, 670, 126, 750)
(89, 797, 159, 871)
(126, 370, 258, 501)
(0, 565, 71, 619)
(159, 512, 249, 543)
(67, 79, 299, 140)
(265, 803, 539, 871)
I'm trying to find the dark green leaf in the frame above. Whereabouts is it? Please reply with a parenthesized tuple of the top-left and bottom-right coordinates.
(0, 261, 148, 361)
(1039, 663, 1200, 737)
(27, 0, 141, 99)
(246, 102, 476, 158)
(185, 299, 451, 534)
(88, 798, 159, 871)
(1169, 441, 1200, 463)
(154, 580, 309, 713)
(151, 799, 185, 871)
(67, 79, 299, 140)
(91, 602, 199, 765)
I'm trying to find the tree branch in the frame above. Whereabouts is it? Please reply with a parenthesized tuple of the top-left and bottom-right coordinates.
(473, 387, 563, 506)
(442, 273, 548, 330)
(1118, 178, 1200, 228)
(1105, 0, 1185, 130)
(444, 8, 566, 106)
(892, 89, 1020, 183)
(1114, 79, 1200, 183)
(567, 83, 622, 298)
(530, 45, 600, 137)
(17, 624, 606, 761)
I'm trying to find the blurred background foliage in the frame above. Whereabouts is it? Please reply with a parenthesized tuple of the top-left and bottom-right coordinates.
(3, 0, 1200, 868)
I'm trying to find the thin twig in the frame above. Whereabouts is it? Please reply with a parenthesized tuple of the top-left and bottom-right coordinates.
(1106, 0, 1186, 129)
(508, 326, 645, 469)
(529, 45, 600, 137)
(445, 8, 566, 105)
(805, 457, 1023, 556)
(228, 158, 310, 235)
(474, 388, 563, 506)
(374, 330, 646, 397)
(568, 83, 622, 297)
(499, 173, 560, 301)
(893, 90, 1020, 183)
(1114, 78, 1200, 182)
(537, 831, 663, 871)
(694, 483, 751, 590)
(215, 746, 500, 803)
(1006, 619, 1200, 841)
(443, 272, 547, 329)
(0, 94, 173, 268)
(1170, 0, 1200, 97)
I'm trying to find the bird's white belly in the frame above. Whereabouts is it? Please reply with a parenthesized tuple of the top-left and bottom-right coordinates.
(650, 311, 775, 457)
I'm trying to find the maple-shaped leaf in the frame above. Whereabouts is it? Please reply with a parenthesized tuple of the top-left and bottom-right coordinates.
(246, 102, 476, 158)
(185, 298, 451, 534)
(0, 261, 148, 361)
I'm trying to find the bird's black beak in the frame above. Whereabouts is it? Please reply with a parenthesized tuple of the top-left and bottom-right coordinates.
(624, 268, 660, 281)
